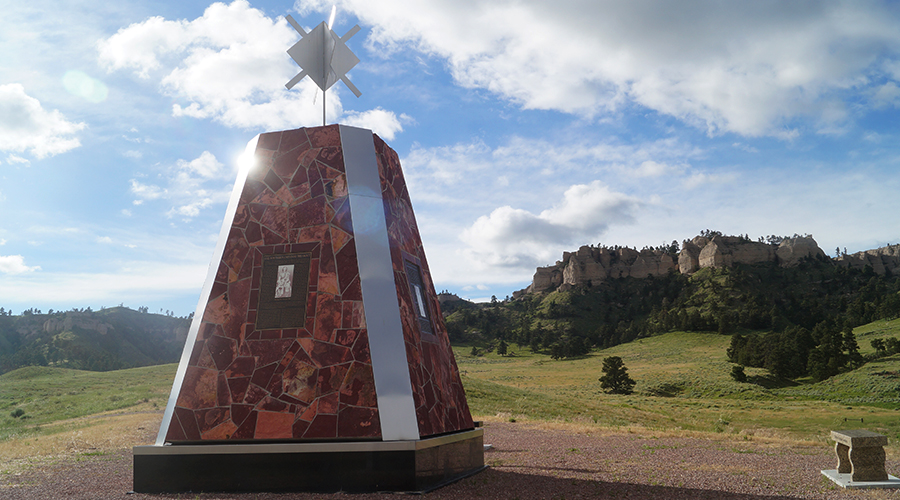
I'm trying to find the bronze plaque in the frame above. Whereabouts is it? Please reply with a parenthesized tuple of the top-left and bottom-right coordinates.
(404, 260, 433, 336)
(256, 252, 311, 330)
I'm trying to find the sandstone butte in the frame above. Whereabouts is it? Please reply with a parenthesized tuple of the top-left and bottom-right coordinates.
(523, 235, 900, 296)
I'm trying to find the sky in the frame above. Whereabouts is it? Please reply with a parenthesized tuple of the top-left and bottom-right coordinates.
(2, 0, 900, 316)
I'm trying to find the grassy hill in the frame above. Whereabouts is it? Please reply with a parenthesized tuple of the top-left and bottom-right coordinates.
(2, 318, 899, 450)
(0, 364, 176, 442)
(0, 307, 188, 374)
(455, 317, 900, 442)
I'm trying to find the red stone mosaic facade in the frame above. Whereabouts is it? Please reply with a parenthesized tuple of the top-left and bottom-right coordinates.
(166, 125, 472, 442)
(373, 135, 474, 437)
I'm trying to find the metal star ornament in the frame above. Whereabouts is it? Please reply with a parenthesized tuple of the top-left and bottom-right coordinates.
(285, 8, 361, 125)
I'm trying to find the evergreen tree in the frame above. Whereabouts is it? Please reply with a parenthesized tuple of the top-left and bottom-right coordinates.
(599, 356, 636, 395)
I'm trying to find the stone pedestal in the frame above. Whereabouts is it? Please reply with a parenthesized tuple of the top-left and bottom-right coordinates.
(832, 430, 888, 482)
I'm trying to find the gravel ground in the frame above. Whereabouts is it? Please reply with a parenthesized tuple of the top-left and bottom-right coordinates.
(3, 421, 899, 500)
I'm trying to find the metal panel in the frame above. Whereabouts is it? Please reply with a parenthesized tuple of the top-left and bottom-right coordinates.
(155, 134, 260, 446)
(340, 125, 420, 441)
(134, 429, 483, 456)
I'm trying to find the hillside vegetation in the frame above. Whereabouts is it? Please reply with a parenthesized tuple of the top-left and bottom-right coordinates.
(446, 258, 900, 383)
(0, 364, 176, 442)
(454, 317, 900, 441)
(0, 306, 188, 374)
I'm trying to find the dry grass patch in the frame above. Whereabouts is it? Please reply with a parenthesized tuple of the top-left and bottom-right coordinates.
(0, 410, 160, 476)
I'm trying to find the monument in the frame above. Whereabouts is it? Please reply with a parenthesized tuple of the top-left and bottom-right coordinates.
(133, 11, 483, 493)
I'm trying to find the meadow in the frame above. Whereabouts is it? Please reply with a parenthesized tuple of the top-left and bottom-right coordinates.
(455, 317, 900, 444)
(2, 317, 899, 472)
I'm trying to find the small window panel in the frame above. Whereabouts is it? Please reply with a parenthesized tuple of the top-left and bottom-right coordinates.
(404, 260, 433, 336)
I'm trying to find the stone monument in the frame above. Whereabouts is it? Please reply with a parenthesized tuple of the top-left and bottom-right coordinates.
(133, 11, 483, 493)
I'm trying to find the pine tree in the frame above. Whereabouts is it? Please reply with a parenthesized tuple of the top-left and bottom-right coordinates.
(599, 356, 636, 395)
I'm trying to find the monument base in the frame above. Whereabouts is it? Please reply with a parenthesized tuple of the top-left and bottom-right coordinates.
(133, 428, 483, 493)
(821, 470, 900, 489)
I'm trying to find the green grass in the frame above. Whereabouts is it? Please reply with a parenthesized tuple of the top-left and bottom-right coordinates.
(4, 317, 900, 448)
(456, 318, 900, 442)
(0, 364, 176, 441)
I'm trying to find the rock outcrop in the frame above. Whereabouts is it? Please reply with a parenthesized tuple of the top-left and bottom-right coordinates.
(530, 234, 835, 294)
(43, 312, 112, 335)
(835, 244, 900, 275)
(529, 244, 678, 293)
(775, 236, 827, 266)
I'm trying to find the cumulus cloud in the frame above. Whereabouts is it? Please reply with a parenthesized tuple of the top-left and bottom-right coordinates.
(129, 151, 230, 220)
(342, 108, 406, 140)
(0, 255, 40, 274)
(0, 84, 85, 158)
(99, 0, 400, 133)
(460, 181, 641, 269)
(303, 0, 900, 138)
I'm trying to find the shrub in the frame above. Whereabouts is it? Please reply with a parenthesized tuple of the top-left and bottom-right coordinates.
(10, 408, 24, 419)
(730, 365, 747, 383)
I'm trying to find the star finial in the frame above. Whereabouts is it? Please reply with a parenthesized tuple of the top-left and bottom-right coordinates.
(285, 10, 362, 100)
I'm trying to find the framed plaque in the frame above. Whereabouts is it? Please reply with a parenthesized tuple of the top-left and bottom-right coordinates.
(256, 252, 311, 329)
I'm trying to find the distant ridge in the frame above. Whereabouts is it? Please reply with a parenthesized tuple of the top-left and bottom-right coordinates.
(525, 232, 900, 295)
(0, 306, 188, 374)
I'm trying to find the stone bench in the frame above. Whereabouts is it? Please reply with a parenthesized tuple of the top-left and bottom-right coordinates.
(831, 430, 888, 482)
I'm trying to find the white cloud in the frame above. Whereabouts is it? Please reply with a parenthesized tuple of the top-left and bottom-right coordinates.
(873, 82, 900, 108)
(5, 154, 30, 166)
(732, 142, 759, 153)
(99, 0, 393, 132)
(130, 151, 230, 220)
(0, 262, 207, 304)
(342, 108, 405, 140)
(0, 255, 40, 274)
(176, 150, 223, 179)
(683, 171, 737, 189)
(130, 179, 166, 200)
(632, 160, 677, 178)
(123, 150, 142, 159)
(0, 239, 5, 245)
(308, 0, 900, 138)
(459, 181, 641, 270)
(97, 236, 113, 244)
(0, 84, 85, 158)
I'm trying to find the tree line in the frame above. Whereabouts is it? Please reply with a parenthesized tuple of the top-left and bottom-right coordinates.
(444, 256, 900, 382)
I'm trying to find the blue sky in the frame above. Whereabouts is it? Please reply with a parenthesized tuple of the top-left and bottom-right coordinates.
(2, 0, 900, 316)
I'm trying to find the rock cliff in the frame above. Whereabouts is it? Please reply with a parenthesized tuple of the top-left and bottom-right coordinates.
(835, 244, 900, 275)
(529, 234, 843, 294)
(44, 312, 112, 335)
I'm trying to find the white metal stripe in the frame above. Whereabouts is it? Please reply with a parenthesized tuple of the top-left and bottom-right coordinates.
(155, 134, 261, 446)
(339, 125, 420, 441)
(135, 429, 482, 456)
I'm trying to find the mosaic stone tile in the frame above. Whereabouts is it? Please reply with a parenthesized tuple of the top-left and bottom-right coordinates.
(165, 125, 472, 443)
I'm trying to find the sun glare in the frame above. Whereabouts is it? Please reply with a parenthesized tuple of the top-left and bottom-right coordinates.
(236, 134, 260, 178)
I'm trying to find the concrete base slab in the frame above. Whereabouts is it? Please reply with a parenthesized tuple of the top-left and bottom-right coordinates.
(821, 469, 900, 489)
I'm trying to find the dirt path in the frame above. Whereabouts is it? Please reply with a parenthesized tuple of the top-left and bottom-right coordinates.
(2, 421, 897, 499)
